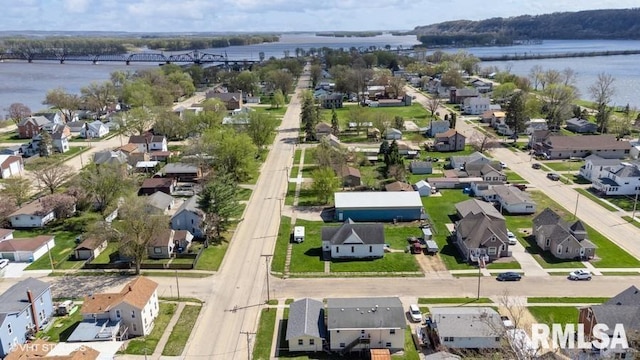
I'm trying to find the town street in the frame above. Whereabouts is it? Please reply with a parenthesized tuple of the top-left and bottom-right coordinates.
(181, 78, 306, 359)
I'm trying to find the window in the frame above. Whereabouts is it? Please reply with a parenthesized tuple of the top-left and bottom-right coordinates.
(8, 323, 12, 334)
(369, 246, 372, 253)
(131, 310, 136, 318)
(132, 324, 137, 332)
(351, 246, 354, 253)
(336, 247, 340, 254)
(557, 245, 562, 254)
(154, 248, 162, 254)
(40, 297, 43, 305)
(545, 238, 550, 247)
(116, 310, 121, 319)
(361, 330, 365, 334)
(390, 329, 396, 334)
(487, 247, 497, 255)
(309, 339, 315, 345)
(386, 342, 392, 347)
(298, 339, 303, 346)
(495, 337, 500, 341)
(340, 343, 345, 348)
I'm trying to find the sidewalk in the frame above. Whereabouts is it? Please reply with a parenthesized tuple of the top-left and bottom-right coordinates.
(152, 302, 185, 359)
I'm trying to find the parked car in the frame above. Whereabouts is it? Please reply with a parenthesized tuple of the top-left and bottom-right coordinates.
(547, 173, 560, 181)
(568, 269, 592, 281)
(409, 304, 423, 323)
(501, 315, 515, 329)
(0, 259, 9, 269)
(532, 163, 541, 169)
(507, 231, 517, 245)
(500, 161, 507, 169)
(497, 272, 522, 281)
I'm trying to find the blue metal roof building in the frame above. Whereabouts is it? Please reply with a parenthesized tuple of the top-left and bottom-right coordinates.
(334, 192, 425, 222)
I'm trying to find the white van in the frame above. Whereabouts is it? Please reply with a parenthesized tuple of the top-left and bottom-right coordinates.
(409, 304, 422, 323)
(293, 226, 305, 243)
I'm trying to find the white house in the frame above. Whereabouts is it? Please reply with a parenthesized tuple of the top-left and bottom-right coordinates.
(492, 185, 536, 214)
(321, 219, 385, 259)
(427, 307, 503, 350)
(427, 120, 450, 137)
(170, 196, 206, 238)
(579, 155, 622, 183)
(67, 120, 87, 133)
(0, 235, 55, 262)
(8, 200, 57, 228)
(385, 128, 402, 140)
(81, 120, 109, 139)
(0, 229, 13, 241)
(286, 298, 326, 352)
(326, 297, 405, 353)
(630, 140, 640, 159)
(525, 118, 548, 135)
(592, 162, 640, 196)
(70, 277, 159, 341)
(463, 97, 490, 115)
(128, 134, 168, 152)
(51, 131, 70, 153)
(0, 155, 24, 179)
(415, 180, 432, 197)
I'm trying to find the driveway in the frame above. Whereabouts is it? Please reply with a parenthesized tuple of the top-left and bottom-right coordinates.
(2, 262, 31, 278)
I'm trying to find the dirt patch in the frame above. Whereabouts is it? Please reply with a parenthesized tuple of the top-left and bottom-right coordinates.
(415, 253, 447, 272)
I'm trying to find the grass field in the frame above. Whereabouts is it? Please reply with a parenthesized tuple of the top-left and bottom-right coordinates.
(252, 309, 277, 360)
(418, 297, 493, 304)
(17, 229, 85, 270)
(272, 216, 292, 274)
(194, 241, 228, 271)
(39, 305, 82, 342)
(543, 161, 584, 172)
(162, 305, 202, 356)
(125, 302, 177, 354)
(527, 297, 608, 304)
(321, 103, 431, 128)
(528, 306, 579, 327)
(575, 188, 619, 212)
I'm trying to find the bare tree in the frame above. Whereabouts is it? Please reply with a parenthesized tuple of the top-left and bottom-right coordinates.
(5, 103, 31, 125)
(43, 88, 80, 123)
(0, 177, 32, 206)
(469, 132, 498, 153)
(561, 67, 576, 87)
(426, 96, 442, 118)
(33, 165, 73, 194)
(589, 72, 616, 133)
(542, 69, 562, 87)
(528, 65, 544, 91)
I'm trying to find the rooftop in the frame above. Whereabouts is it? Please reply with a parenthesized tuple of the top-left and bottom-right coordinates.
(326, 297, 405, 330)
(0, 278, 50, 315)
(81, 277, 158, 314)
(286, 298, 326, 340)
(334, 191, 422, 209)
(0, 235, 54, 252)
(430, 307, 503, 338)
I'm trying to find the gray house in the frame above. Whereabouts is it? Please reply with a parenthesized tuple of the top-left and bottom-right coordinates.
(532, 208, 596, 260)
(321, 219, 385, 260)
(449, 151, 491, 170)
(409, 160, 433, 175)
(565, 118, 598, 133)
(286, 298, 326, 352)
(170, 196, 206, 238)
(427, 307, 503, 350)
(454, 199, 509, 263)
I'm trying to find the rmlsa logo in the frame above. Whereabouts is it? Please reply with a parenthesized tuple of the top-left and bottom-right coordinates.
(531, 323, 629, 350)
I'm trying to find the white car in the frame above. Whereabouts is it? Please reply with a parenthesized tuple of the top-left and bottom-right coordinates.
(408, 304, 422, 323)
(507, 231, 517, 245)
(0, 259, 9, 269)
(568, 269, 592, 281)
(500, 161, 508, 169)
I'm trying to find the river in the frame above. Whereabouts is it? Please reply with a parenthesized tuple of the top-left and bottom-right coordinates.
(1, 35, 640, 116)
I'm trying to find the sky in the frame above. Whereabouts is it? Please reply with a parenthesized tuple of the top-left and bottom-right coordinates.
(2, 0, 639, 33)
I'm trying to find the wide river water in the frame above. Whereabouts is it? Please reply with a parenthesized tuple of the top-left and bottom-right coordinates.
(1, 35, 640, 116)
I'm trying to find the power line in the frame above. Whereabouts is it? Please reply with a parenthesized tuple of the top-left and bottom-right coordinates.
(240, 331, 256, 360)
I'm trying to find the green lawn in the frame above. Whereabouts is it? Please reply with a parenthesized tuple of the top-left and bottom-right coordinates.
(39, 305, 82, 342)
(505, 170, 527, 184)
(486, 261, 522, 269)
(528, 306, 579, 327)
(236, 188, 253, 201)
(252, 105, 288, 118)
(527, 297, 608, 304)
(384, 225, 423, 250)
(321, 103, 431, 128)
(0, 132, 28, 142)
(575, 188, 618, 212)
(194, 241, 228, 271)
(285, 181, 297, 206)
(418, 297, 493, 304)
(125, 302, 177, 355)
(302, 147, 316, 166)
(622, 216, 640, 229)
(252, 309, 277, 360)
(289, 220, 326, 273)
(543, 161, 584, 172)
(296, 184, 326, 206)
(162, 305, 202, 356)
(301, 164, 319, 178)
(272, 216, 292, 274)
(330, 252, 419, 273)
(293, 149, 302, 165)
(601, 195, 639, 212)
(423, 145, 477, 160)
(16, 229, 85, 270)
(585, 222, 640, 268)
(91, 242, 119, 264)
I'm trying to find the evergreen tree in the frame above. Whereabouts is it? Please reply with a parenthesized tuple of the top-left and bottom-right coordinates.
(385, 140, 403, 168)
(394, 116, 404, 130)
(331, 107, 340, 135)
(38, 130, 52, 157)
(300, 91, 318, 141)
(505, 92, 526, 137)
(379, 140, 390, 157)
(198, 174, 240, 242)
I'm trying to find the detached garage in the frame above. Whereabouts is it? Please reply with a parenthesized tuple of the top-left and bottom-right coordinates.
(334, 192, 425, 222)
(0, 235, 55, 262)
(0, 155, 23, 179)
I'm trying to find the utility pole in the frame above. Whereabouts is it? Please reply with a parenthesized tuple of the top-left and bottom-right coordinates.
(574, 192, 580, 219)
(240, 331, 255, 360)
(476, 257, 482, 300)
(633, 190, 639, 220)
(46, 241, 54, 272)
(261, 254, 272, 304)
(175, 270, 180, 301)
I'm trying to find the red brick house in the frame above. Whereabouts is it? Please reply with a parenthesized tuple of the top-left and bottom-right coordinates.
(205, 91, 243, 110)
(17, 116, 51, 139)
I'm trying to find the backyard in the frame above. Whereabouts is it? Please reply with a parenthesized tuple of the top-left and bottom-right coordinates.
(528, 306, 580, 327)
(320, 103, 431, 129)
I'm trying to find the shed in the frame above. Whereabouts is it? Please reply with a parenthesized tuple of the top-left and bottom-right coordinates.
(293, 226, 305, 243)
(421, 227, 433, 240)
(334, 192, 424, 222)
(415, 180, 432, 197)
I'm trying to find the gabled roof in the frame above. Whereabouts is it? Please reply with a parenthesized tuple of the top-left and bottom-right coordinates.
(149, 229, 175, 247)
(146, 191, 174, 210)
(321, 220, 385, 246)
(339, 166, 361, 178)
(584, 154, 621, 167)
(315, 122, 332, 132)
(0, 228, 14, 239)
(334, 191, 422, 209)
(588, 286, 640, 335)
(326, 297, 405, 330)
(93, 150, 128, 165)
(141, 177, 174, 189)
(82, 277, 158, 314)
(8, 200, 55, 217)
(171, 196, 204, 219)
(430, 307, 502, 338)
(0, 278, 50, 316)
(385, 181, 415, 192)
(611, 163, 640, 178)
(410, 160, 432, 169)
(129, 134, 166, 144)
(543, 135, 629, 151)
(492, 185, 534, 205)
(164, 163, 199, 174)
(456, 212, 508, 248)
(415, 180, 430, 188)
(74, 237, 106, 251)
(455, 199, 504, 220)
(286, 298, 326, 340)
(18, 115, 51, 127)
(435, 129, 463, 139)
(604, 285, 640, 306)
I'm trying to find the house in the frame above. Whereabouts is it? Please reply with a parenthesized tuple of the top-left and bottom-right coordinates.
(0, 278, 54, 358)
(565, 118, 598, 133)
(490, 111, 507, 129)
(0, 229, 14, 241)
(449, 151, 491, 170)
(119, 143, 149, 166)
(409, 160, 432, 175)
(35, 110, 67, 124)
(42, 123, 70, 138)
(534, 135, 630, 160)
(427, 307, 503, 350)
(338, 166, 361, 187)
(148, 229, 193, 259)
(50, 130, 70, 153)
(0, 155, 23, 179)
(492, 185, 536, 214)
(8, 200, 57, 228)
(17, 116, 51, 139)
(319, 94, 343, 109)
(385, 128, 402, 140)
(463, 97, 490, 115)
(0, 145, 21, 156)
(0, 235, 55, 262)
(427, 177, 484, 190)
(128, 134, 168, 153)
(170, 196, 206, 238)
(93, 150, 129, 167)
(449, 88, 479, 104)
(334, 192, 424, 222)
(135, 161, 160, 173)
(425, 351, 462, 360)
(326, 297, 405, 353)
(454, 199, 509, 263)
(315, 122, 333, 138)
(73, 236, 108, 261)
(144, 191, 175, 214)
(579, 154, 622, 182)
(592, 162, 640, 195)
(470, 79, 493, 93)
(426, 120, 450, 137)
(525, 118, 548, 135)
(463, 162, 506, 182)
(415, 180, 432, 197)
(321, 219, 385, 259)
(80, 120, 109, 138)
(578, 285, 639, 359)
(286, 298, 326, 352)
(205, 91, 243, 110)
(163, 163, 202, 182)
(69, 277, 159, 341)
(67, 120, 87, 133)
(385, 181, 414, 192)
(532, 208, 597, 260)
(433, 129, 466, 152)
(327, 134, 342, 148)
(395, 141, 420, 158)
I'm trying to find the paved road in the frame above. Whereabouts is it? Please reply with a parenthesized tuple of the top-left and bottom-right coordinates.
(182, 76, 305, 359)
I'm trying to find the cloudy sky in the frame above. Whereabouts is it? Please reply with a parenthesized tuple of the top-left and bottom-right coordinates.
(2, 0, 638, 33)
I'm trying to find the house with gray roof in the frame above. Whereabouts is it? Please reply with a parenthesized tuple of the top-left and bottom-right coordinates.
(0, 278, 54, 358)
(449, 151, 491, 170)
(427, 307, 503, 350)
(492, 185, 536, 214)
(592, 161, 640, 195)
(532, 208, 596, 260)
(326, 297, 405, 353)
(144, 192, 175, 214)
(17, 116, 51, 139)
(321, 219, 385, 259)
(409, 160, 432, 175)
(565, 118, 598, 133)
(579, 285, 640, 359)
(534, 134, 630, 160)
(163, 163, 202, 182)
(170, 196, 206, 238)
(579, 154, 622, 182)
(286, 298, 326, 352)
(93, 150, 129, 166)
(463, 162, 506, 182)
(454, 199, 510, 263)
